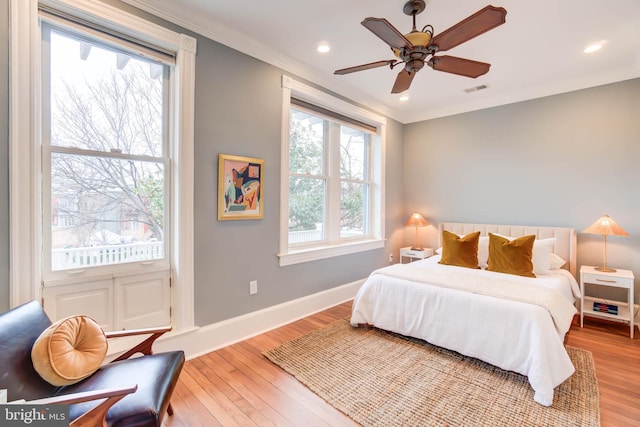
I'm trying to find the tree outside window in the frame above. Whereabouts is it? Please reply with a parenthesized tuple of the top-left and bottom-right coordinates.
(46, 27, 168, 270)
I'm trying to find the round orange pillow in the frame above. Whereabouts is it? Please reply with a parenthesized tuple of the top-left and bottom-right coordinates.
(31, 315, 108, 386)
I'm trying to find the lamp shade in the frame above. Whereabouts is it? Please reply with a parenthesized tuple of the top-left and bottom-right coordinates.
(405, 212, 429, 227)
(582, 214, 628, 272)
(582, 215, 629, 236)
(406, 213, 428, 251)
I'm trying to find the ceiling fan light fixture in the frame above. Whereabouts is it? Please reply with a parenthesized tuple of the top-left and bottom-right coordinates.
(392, 27, 433, 59)
(399, 94, 410, 101)
(407, 30, 432, 47)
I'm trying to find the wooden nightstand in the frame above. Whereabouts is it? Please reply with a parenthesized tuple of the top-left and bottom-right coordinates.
(580, 265, 635, 338)
(400, 247, 434, 263)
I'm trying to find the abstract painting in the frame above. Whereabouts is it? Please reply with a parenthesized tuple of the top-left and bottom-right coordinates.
(218, 154, 264, 220)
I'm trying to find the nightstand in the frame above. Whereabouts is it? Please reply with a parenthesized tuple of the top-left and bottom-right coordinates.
(580, 265, 635, 338)
(400, 247, 434, 263)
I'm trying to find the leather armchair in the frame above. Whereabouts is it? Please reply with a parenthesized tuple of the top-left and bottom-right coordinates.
(0, 301, 185, 427)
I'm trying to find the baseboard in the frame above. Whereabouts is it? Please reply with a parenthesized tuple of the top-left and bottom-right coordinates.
(152, 279, 364, 359)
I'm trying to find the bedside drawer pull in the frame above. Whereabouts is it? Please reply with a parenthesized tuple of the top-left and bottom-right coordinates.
(596, 278, 617, 283)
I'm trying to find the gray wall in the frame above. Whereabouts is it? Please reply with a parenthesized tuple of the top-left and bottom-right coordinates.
(191, 38, 405, 324)
(0, 0, 9, 312)
(404, 78, 640, 303)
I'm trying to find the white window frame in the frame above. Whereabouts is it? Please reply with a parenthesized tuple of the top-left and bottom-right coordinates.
(10, 0, 197, 332)
(279, 75, 386, 266)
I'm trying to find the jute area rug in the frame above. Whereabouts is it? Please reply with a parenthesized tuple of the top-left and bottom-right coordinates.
(264, 319, 600, 427)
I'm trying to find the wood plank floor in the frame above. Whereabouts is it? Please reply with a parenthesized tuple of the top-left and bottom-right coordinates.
(163, 301, 640, 426)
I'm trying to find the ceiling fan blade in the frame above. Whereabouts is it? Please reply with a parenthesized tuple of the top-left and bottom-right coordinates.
(429, 5, 507, 52)
(361, 17, 412, 50)
(428, 55, 491, 78)
(334, 60, 397, 75)
(391, 69, 416, 94)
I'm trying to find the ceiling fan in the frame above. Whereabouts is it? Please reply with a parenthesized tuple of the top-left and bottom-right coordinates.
(334, 0, 507, 94)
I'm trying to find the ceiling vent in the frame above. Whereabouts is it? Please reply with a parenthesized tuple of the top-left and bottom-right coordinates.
(464, 84, 488, 93)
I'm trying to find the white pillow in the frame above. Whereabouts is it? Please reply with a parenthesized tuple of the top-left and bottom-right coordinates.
(531, 238, 556, 275)
(549, 253, 567, 270)
(477, 236, 490, 268)
(493, 234, 556, 275)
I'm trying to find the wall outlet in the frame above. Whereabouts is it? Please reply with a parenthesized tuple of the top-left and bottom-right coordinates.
(388, 253, 394, 263)
(249, 280, 258, 295)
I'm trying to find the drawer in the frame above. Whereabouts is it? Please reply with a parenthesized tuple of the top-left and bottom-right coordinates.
(403, 249, 425, 257)
(581, 273, 631, 289)
(401, 248, 434, 258)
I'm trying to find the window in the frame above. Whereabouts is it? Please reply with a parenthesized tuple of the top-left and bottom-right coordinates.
(42, 22, 169, 273)
(289, 103, 372, 245)
(10, 0, 196, 332)
(279, 76, 385, 266)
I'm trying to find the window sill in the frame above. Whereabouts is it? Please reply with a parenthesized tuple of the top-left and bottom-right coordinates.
(278, 239, 384, 267)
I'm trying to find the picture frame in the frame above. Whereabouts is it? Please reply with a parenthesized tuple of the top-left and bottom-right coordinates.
(218, 154, 264, 220)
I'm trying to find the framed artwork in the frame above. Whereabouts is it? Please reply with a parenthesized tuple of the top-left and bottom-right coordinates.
(218, 154, 264, 220)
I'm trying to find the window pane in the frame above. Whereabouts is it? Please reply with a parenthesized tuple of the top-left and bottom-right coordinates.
(51, 152, 165, 270)
(340, 126, 367, 180)
(49, 30, 164, 157)
(290, 108, 324, 175)
(288, 176, 325, 245)
(340, 181, 368, 239)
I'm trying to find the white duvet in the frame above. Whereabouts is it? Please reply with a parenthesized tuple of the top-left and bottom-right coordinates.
(350, 255, 581, 406)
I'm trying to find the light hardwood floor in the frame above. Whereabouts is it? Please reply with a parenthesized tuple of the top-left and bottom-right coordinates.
(163, 301, 640, 427)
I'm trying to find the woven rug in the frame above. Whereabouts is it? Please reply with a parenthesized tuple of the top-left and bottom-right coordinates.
(264, 319, 600, 427)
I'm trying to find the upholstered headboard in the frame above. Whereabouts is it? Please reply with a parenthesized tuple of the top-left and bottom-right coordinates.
(438, 222, 577, 277)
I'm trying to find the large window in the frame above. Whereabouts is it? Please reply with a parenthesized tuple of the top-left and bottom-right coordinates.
(279, 76, 385, 266)
(289, 103, 372, 246)
(42, 23, 169, 273)
(10, 0, 196, 333)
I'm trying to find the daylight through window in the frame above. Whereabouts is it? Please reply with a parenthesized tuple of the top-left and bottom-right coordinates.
(42, 22, 170, 272)
(280, 76, 386, 266)
(289, 104, 372, 246)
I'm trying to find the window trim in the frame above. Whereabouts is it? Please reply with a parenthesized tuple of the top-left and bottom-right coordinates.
(279, 75, 386, 267)
(10, 0, 197, 332)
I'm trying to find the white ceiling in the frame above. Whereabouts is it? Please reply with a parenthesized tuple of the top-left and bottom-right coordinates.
(122, 0, 640, 124)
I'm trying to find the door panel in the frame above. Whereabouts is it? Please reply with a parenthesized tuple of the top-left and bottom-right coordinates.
(42, 280, 114, 331)
(115, 270, 171, 330)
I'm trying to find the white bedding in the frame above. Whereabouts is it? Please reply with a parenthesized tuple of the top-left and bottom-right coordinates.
(350, 255, 581, 406)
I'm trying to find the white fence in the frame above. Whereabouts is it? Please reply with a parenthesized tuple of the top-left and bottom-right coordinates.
(288, 230, 322, 245)
(288, 229, 364, 245)
(52, 241, 164, 270)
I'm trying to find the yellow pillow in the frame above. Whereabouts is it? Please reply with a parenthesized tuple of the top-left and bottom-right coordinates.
(439, 230, 481, 269)
(32, 315, 108, 386)
(487, 233, 536, 278)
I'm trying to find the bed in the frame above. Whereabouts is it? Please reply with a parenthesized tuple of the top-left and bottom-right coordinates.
(350, 222, 580, 406)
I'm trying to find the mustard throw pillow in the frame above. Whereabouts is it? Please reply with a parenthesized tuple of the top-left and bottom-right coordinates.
(439, 230, 481, 269)
(32, 315, 108, 386)
(487, 233, 536, 277)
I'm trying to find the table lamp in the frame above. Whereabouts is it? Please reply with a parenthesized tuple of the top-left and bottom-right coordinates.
(406, 212, 428, 250)
(582, 214, 629, 272)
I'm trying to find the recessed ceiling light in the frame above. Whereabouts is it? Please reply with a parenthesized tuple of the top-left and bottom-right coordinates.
(317, 42, 330, 53)
(399, 94, 409, 102)
(584, 43, 602, 54)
